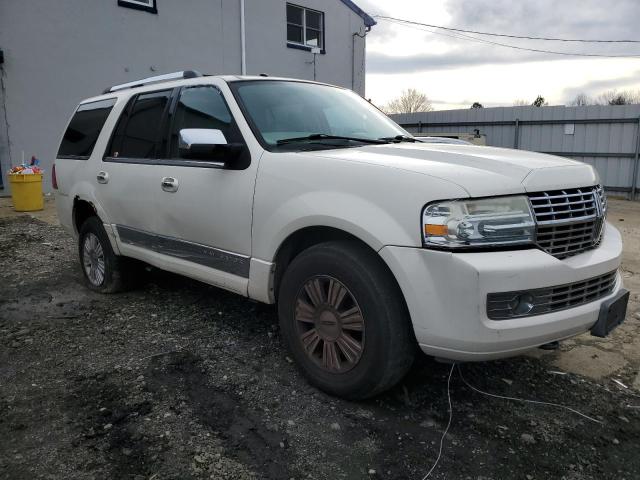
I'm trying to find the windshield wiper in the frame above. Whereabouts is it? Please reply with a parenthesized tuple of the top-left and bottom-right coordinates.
(276, 134, 390, 145)
(378, 135, 416, 143)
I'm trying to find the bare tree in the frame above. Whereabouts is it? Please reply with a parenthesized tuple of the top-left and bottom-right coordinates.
(568, 93, 592, 106)
(513, 96, 548, 107)
(383, 88, 433, 114)
(471, 102, 484, 109)
(596, 89, 640, 105)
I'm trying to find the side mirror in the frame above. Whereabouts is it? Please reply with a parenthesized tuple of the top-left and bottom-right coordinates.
(178, 128, 242, 163)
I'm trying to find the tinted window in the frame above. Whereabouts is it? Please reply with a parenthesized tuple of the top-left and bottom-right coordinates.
(111, 90, 171, 159)
(58, 98, 116, 159)
(169, 86, 234, 158)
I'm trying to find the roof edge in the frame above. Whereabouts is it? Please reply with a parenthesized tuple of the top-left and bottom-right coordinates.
(339, 0, 376, 27)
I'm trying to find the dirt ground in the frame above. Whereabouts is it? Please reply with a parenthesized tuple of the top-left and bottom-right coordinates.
(1, 196, 639, 480)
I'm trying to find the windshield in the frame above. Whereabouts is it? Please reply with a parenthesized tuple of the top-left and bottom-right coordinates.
(230, 80, 409, 150)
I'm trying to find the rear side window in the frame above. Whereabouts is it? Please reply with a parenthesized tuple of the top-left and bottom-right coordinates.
(109, 90, 172, 159)
(57, 98, 116, 159)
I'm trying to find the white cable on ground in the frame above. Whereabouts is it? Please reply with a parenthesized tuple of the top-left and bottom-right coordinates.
(457, 365, 603, 425)
(422, 362, 455, 480)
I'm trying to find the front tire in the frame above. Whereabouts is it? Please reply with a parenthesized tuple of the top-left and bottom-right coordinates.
(278, 241, 416, 399)
(78, 216, 134, 293)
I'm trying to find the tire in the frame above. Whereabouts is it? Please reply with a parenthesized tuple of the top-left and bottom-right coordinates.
(78, 216, 136, 293)
(278, 241, 416, 399)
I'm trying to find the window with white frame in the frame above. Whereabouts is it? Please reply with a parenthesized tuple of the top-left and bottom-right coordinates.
(286, 4, 324, 50)
(118, 0, 157, 14)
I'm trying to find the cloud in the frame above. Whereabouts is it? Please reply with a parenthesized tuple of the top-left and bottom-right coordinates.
(367, 0, 640, 74)
(364, 0, 640, 108)
(562, 70, 640, 101)
(446, 0, 640, 45)
(367, 49, 546, 73)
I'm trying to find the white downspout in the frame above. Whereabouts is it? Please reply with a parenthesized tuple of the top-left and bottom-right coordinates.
(240, 0, 247, 75)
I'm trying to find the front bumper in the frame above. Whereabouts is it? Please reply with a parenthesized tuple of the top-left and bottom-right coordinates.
(380, 222, 623, 361)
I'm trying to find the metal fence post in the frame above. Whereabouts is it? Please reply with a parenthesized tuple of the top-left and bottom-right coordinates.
(514, 118, 520, 149)
(632, 116, 640, 201)
(418, 121, 422, 133)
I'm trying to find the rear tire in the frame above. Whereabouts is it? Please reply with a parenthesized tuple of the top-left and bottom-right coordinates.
(78, 216, 136, 293)
(278, 241, 416, 399)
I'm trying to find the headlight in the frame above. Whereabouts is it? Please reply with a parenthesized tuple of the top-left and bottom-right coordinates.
(422, 196, 535, 249)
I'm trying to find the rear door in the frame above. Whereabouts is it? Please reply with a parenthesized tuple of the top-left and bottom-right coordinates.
(96, 89, 174, 256)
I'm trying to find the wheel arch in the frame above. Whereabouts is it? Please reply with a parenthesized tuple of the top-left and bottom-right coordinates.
(271, 225, 409, 315)
(72, 196, 100, 235)
(71, 192, 120, 255)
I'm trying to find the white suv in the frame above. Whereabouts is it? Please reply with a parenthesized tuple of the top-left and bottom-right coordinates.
(54, 71, 628, 399)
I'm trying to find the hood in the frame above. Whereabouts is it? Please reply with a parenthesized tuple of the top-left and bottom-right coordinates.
(306, 143, 598, 197)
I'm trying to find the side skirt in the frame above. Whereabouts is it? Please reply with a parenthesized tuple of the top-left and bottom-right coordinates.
(115, 225, 250, 278)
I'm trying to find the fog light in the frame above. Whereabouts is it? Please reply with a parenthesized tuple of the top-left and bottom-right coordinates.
(508, 293, 535, 315)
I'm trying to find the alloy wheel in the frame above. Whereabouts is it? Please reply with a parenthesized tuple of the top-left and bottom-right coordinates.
(294, 275, 365, 373)
(82, 233, 106, 286)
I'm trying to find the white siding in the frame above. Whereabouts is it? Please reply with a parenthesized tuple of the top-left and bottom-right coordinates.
(0, 0, 368, 193)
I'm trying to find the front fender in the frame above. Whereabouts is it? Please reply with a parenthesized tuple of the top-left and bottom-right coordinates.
(251, 152, 468, 262)
(261, 191, 411, 259)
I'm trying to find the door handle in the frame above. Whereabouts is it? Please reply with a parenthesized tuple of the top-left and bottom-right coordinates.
(96, 171, 109, 184)
(161, 177, 179, 192)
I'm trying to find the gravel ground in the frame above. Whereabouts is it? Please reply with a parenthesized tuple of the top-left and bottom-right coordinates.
(1, 204, 640, 479)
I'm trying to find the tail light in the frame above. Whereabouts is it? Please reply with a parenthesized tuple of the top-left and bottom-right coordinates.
(52, 163, 58, 190)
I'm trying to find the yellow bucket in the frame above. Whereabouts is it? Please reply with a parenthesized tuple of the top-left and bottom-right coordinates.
(9, 173, 44, 212)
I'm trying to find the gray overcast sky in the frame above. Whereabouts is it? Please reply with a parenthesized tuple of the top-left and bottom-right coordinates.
(357, 0, 640, 109)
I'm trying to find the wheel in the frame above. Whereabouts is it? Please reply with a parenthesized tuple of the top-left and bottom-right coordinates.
(78, 216, 135, 293)
(278, 241, 416, 399)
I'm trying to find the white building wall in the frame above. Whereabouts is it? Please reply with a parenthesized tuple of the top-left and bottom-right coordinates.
(0, 0, 368, 193)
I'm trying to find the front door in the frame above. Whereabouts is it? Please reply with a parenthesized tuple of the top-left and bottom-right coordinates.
(152, 83, 257, 293)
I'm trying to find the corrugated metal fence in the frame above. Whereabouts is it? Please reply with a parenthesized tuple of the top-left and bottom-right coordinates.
(391, 104, 640, 199)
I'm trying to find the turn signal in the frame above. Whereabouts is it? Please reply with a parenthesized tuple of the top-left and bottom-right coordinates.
(424, 224, 448, 236)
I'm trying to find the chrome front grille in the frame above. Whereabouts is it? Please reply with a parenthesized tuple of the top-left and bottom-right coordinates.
(528, 186, 605, 259)
(487, 270, 617, 320)
(596, 184, 607, 215)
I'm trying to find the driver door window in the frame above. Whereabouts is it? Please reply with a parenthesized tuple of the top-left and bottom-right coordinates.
(153, 83, 255, 280)
(169, 86, 235, 158)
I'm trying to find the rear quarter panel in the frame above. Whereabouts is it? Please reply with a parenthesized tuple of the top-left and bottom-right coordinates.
(54, 95, 128, 236)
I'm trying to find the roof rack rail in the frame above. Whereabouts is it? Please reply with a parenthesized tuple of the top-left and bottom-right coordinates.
(102, 70, 203, 94)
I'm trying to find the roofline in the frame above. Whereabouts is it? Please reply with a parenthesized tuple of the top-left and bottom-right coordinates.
(78, 75, 348, 106)
(339, 0, 376, 28)
(224, 76, 346, 90)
